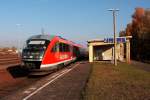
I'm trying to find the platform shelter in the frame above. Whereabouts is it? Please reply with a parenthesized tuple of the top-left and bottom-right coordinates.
(87, 36, 132, 64)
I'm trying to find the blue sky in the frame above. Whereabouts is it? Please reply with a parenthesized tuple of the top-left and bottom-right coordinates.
(0, 0, 149, 47)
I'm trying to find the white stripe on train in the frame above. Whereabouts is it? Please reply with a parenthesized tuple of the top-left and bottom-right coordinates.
(40, 57, 76, 68)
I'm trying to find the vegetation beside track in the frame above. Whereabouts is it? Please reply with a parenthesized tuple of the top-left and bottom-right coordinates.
(83, 62, 150, 100)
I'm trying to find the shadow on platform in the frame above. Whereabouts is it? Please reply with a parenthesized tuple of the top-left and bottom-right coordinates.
(7, 65, 29, 78)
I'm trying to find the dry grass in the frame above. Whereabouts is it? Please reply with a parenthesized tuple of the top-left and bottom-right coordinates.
(83, 62, 150, 100)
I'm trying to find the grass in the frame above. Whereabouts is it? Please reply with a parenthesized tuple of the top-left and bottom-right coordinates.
(83, 62, 150, 100)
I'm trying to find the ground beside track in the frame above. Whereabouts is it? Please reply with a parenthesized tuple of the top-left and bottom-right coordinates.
(0, 65, 41, 99)
(83, 62, 150, 100)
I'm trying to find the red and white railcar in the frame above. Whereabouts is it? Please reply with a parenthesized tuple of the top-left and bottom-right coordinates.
(21, 34, 87, 72)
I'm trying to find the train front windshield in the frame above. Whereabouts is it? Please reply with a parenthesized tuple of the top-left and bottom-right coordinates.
(22, 40, 50, 60)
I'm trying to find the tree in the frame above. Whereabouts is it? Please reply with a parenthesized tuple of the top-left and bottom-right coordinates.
(119, 30, 126, 37)
(120, 8, 150, 61)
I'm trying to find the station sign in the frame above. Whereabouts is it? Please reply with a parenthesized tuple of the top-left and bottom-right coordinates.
(104, 37, 126, 43)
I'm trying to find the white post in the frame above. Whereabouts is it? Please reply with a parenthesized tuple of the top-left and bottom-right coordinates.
(89, 45, 93, 62)
(126, 39, 130, 64)
(108, 9, 119, 66)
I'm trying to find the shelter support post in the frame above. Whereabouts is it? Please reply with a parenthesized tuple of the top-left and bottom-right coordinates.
(89, 45, 93, 62)
(126, 39, 130, 64)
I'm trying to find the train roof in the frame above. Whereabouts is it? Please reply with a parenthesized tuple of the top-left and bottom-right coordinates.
(57, 36, 85, 48)
(27, 34, 85, 48)
(28, 34, 56, 41)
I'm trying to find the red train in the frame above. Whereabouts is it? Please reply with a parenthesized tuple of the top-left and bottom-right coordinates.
(21, 34, 87, 73)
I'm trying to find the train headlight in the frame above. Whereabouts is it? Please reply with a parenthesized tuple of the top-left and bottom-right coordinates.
(39, 56, 43, 59)
(23, 56, 27, 58)
(29, 56, 33, 58)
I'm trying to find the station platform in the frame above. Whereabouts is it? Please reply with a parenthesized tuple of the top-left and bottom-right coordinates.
(2, 61, 91, 100)
(29, 62, 91, 100)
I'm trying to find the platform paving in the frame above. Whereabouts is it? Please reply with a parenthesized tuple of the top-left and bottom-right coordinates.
(23, 62, 90, 100)
(131, 60, 150, 72)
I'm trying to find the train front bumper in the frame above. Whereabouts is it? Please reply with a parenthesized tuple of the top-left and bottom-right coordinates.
(22, 59, 57, 71)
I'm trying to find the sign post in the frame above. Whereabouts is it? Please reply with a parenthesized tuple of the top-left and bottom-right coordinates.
(108, 9, 119, 66)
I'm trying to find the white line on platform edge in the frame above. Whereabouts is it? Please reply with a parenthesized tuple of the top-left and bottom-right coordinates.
(22, 63, 79, 100)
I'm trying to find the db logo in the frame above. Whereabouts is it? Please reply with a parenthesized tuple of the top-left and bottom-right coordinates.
(60, 54, 68, 60)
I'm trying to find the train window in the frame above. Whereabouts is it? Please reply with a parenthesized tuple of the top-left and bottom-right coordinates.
(73, 46, 80, 56)
(51, 42, 59, 52)
(59, 43, 63, 52)
(59, 43, 70, 52)
(65, 44, 70, 52)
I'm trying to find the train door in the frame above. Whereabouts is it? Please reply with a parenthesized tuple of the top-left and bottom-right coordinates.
(73, 46, 80, 58)
(70, 45, 73, 59)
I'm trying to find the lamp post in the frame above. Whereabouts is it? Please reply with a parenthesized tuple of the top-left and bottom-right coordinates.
(108, 9, 119, 66)
(16, 24, 22, 57)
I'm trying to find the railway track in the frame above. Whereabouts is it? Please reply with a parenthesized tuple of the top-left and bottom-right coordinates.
(0, 75, 40, 99)
(0, 52, 37, 99)
(0, 53, 21, 65)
